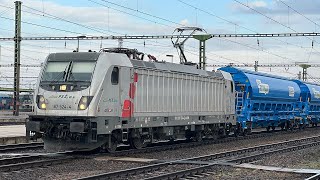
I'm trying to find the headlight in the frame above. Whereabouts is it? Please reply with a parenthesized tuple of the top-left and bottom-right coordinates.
(37, 95, 47, 110)
(78, 96, 93, 110)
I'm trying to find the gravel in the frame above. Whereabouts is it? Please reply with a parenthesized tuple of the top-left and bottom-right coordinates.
(202, 166, 310, 180)
(0, 157, 143, 180)
(0, 148, 47, 158)
(129, 164, 200, 179)
(255, 145, 320, 169)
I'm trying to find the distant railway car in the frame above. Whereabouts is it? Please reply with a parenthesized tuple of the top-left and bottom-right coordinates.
(219, 67, 301, 133)
(0, 93, 11, 110)
(293, 80, 320, 126)
(27, 48, 236, 152)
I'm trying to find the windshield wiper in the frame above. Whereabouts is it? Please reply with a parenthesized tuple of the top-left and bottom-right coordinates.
(68, 72, 76, 81)
(42, 71, 66, 84)
(43, 62, 71, 84)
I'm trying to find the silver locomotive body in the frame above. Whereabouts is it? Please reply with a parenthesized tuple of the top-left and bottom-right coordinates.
(28, 49, 236, 151)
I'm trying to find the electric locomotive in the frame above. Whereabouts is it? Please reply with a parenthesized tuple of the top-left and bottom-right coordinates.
(27, 48, 236, 152)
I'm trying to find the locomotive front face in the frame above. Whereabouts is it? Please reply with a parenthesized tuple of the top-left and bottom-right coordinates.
(34, 53, 100, 116)
(28, 52, 133, 151)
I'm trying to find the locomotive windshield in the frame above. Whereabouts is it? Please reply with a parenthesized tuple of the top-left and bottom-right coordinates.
(68, 62, 95, 82)
(42, 62, 70, 82)
(41, 61, 96, 82)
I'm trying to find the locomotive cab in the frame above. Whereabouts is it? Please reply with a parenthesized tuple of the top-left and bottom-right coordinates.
(28, 51, 133, 151)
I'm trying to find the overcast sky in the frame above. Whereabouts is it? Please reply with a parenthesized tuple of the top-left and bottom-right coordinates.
(0, 0, 320, 88)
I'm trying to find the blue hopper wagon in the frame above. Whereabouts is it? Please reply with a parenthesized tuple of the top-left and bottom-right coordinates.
(294, 80, 320, 126)
(219, 67, 302, 133)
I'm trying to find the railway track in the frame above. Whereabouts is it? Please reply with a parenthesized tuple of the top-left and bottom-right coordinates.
(0, 128, 316, 177)
(110, 127, 319, 156)
(77, 134, 320, 180)
(0, 142, 44, 152)
(0, 152, 74, 172)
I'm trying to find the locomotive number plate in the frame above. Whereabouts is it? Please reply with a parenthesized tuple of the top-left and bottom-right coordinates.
(53, 104, 72, 110)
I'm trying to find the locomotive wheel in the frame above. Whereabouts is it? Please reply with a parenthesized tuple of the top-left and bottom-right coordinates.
(130, 136, 146, 149)
(195, 132, 203, 142)
(185, 131, 193, 141)
(106, 136, 118, 153)
(271, 126, 276, 131)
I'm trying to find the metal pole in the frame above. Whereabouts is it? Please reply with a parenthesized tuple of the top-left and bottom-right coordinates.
(303, 68, 307, 81)
(254, 61, 258, 72)
(299, 64, 311, 81)
(298, 71, 301, 80)
(118, 38, 123, 48)
(199, 40, 206, 70)
(13, 1, 21, 116)
(166, 54, 173, 63)
(77, 38, 79, 52)
(76, 35, 86, 52)
(193, 34, 212, 70)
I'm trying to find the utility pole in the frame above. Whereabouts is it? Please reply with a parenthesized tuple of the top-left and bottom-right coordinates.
(298, 71, 302, 80)
(118, 38, 123, 48)
(76, 35, 86, 52)
(254, 61, 258, 72)
(193, 34, 212, 70)
(300, 64, 311, 81)
(13, 1, 21, 116)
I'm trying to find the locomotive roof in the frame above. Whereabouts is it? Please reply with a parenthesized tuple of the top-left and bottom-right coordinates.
(46, 51, 223, 78)
(47, 52, 100, 62)
(130, 59, 223, 78)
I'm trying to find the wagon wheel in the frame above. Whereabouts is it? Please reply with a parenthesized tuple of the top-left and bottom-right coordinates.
(106, 136, 118, 153)
(266, 126, 271, 132)
(233, 127, 240, 137)
(242, 129, 247, 136)
(246, 128, 252, 135)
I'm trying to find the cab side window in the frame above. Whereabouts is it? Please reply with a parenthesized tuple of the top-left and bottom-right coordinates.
(230, 82, 234, 93)
(111, 67, 119, 85)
